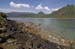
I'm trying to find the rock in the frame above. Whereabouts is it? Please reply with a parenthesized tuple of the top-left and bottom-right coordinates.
(0, 19, 70, 49)
(0, 37, 7, 43)
(0, 47, 3, 49)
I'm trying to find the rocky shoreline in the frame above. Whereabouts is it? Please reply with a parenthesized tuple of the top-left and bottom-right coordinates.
(0, 18, 74, 49)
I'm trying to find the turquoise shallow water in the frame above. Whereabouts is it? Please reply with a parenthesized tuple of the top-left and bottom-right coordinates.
(8, 18, 75, 40)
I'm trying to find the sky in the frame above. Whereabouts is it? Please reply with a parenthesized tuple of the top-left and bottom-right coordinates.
(0, 0, 75, 14)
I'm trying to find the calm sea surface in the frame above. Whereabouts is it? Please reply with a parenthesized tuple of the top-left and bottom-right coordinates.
(8, 18, 75, 40)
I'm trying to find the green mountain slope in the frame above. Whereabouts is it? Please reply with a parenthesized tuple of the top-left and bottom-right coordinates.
(6, 5, 75, 18)
(48, 5, 75, 18)
(7, 11, 47, 18)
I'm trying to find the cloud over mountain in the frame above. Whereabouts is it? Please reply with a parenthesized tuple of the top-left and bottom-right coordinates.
(9, 2, 60, 14)
(35, 4, 60, 13)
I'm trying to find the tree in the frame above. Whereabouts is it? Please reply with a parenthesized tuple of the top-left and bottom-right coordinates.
(0, 12, 7, 19)
(0, 12, 7, 28)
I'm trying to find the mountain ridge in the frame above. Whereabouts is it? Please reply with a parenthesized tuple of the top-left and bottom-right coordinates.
(1, 4, 75, 18)
(49, 5, 75, 18)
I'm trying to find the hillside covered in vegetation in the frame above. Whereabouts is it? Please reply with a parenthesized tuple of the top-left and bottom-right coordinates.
(48, 5, 75, 18)
(7, 5, 75, 18)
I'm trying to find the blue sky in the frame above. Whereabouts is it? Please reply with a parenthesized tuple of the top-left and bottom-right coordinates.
(0, 0, 75, 14)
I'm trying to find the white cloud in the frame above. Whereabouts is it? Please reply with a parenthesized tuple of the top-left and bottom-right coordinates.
(44, 6, 50, 11)
(35, 4, 50, 11)
(35, 4, 44, 10)
(9, 2, 61, 14)
(51, 8, 60, 11)
(10, 1, 32, 8)
(35, 4, 60, 14)
(47, 8, 60, 14)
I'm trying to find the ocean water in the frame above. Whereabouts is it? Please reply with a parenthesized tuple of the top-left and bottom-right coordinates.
(8, 18, 75, 40)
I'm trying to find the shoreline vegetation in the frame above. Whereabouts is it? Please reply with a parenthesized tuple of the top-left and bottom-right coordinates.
(0, 13, 75, 49)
